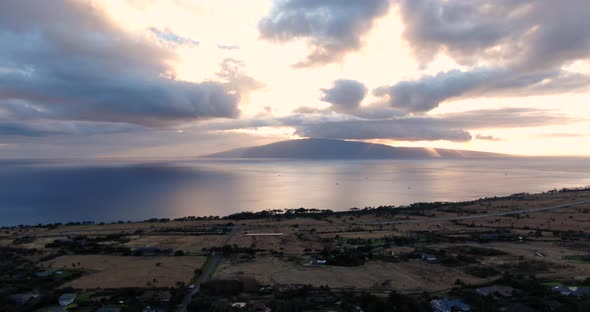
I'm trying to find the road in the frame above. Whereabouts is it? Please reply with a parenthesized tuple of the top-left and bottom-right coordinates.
(177, 224, 240, 312)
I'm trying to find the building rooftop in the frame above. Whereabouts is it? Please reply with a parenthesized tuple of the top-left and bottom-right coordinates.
(476, 285, 515, 297)
(431, 299, 470, 312)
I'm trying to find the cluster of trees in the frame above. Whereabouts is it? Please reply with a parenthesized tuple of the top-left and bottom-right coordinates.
(44, 235, 133, 255)
(189, 281, 430, 312)
(225, 208, 335, 220)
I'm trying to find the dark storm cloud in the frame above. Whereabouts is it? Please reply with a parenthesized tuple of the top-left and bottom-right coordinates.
(398, 0, 590, 70)
(148, 27, 200, 47)
(259, 0, 391, 67)
(0, 0, 241, 129)
(373, 69, 590, 113)
(320, 79, 368, 112)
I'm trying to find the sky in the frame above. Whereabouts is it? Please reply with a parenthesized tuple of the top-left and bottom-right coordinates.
(0, 0, 589, 158)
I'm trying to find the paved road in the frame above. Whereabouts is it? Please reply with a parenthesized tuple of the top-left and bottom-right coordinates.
(177, 225, 240, 312)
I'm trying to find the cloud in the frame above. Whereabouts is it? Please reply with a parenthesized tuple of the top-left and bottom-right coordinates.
(368, 0, 590, 113)
(259, 0, 391, 67)
(398, 0, 590, 70)
(148, 27, 200, 47)
(217, 44, 240, 50)
(203, 107, 578, 142)
(293, 106, 330, 115)
(0, 119, 142, 138)
(290, 107, 578, 142)
(475, 134, 501, 141)
(0, 123, 279, 159)
(291, 107, 577, 142)
(373, 69, 590, 112)
(294, 119, 473, 142)
(215, 58, 266, 97)
(0, 0, 241, 127)
(320, 79, 368, 112)
(438, 108, 582, 129)
(0, 122, 55, 137)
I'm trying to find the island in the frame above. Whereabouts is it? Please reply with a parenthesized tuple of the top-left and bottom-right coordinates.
(202, 138, 509, 159)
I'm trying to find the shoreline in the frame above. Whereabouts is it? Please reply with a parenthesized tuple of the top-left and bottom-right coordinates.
(3, 185, 589, 230)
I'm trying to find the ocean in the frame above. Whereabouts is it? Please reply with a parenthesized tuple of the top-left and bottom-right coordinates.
(1, 157, 589, 226)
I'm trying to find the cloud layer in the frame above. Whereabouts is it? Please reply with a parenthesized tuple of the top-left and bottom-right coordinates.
(148, 27, 200, 47)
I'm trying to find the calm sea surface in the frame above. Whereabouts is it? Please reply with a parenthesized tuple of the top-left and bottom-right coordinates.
(1, 158, 589, 226)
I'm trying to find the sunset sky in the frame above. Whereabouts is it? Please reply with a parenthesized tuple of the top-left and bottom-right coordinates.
(1, 0, 589, 158)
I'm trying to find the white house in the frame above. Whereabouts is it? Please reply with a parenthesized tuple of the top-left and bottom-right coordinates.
(58, 293, 77, 306)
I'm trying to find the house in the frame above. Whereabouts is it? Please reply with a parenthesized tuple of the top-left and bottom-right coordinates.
(9, 293, 40, 305)
(573, 287, 590, 297)
(421, 253, 438, 263)
(431, 299, 470, 312)
(58, 293, 77, 306)
(232, 302, 247, 308)
(549, 285, 590, 297)
(551, 285, 574, 296)
(35, 269, 56, 277)
(476, 286, 515, 297)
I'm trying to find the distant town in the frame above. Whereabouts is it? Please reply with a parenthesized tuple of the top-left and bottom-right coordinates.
(2, 187, 590, 311)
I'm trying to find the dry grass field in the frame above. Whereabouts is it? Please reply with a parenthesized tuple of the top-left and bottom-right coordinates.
(123, 235, 226, 252)
(42, 255, 206, 288)
(232, 233, 327, 253)
(216, 256, 483, 292)
(0, 238, 11, 247)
